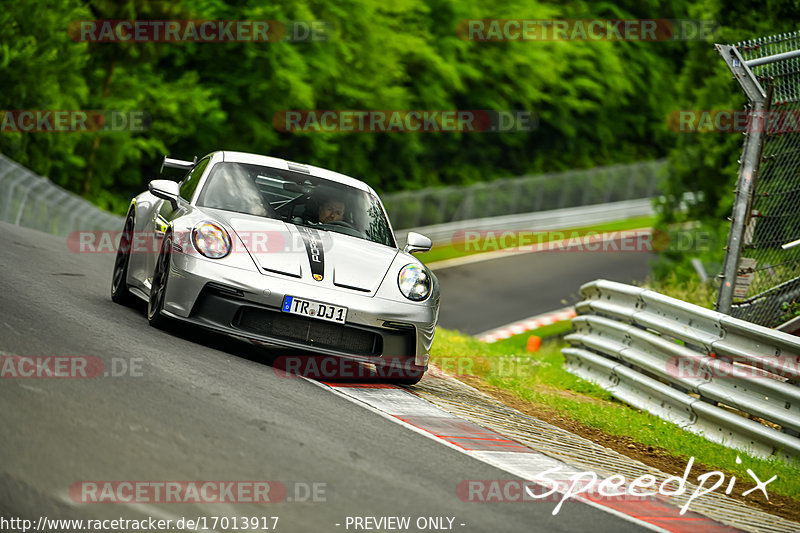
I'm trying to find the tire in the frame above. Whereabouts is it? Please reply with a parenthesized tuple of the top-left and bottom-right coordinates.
(111, 212, 135, 305)
(147, 233, 173, 329)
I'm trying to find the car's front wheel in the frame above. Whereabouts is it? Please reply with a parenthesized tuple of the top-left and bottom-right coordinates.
(147, 233, 173, 329)
(111, 212, 135, 305)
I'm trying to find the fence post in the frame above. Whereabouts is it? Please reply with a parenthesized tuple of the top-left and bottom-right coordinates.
(716, 42, 769, 314)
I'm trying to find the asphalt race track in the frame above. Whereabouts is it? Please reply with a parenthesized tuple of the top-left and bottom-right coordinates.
(434, 246, 652, 335)
(0, 222, 651, 532)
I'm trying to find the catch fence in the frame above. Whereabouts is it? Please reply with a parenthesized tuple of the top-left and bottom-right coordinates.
(717, 32, 800, 328)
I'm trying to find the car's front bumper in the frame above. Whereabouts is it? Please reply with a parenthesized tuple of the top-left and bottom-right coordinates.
(163, 253, 437, 367)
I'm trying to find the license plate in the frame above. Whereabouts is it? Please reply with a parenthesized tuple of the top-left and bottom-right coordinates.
(282, 296, 347, 324)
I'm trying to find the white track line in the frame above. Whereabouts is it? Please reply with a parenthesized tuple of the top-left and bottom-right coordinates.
(303, 376, 671, 532)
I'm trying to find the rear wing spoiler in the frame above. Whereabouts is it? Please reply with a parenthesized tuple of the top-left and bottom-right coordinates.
(160, 155, 197, 174)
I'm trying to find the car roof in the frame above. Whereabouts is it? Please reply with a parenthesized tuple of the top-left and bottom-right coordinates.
(218, 151, 375, 194)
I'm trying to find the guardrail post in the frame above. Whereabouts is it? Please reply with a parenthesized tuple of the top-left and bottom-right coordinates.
(436, 189, 449, 225)
(14, 177, 47, 226)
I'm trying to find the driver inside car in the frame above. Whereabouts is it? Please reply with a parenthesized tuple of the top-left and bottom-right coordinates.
(295, 188, 362, 233)
(318, 197, 345, 223)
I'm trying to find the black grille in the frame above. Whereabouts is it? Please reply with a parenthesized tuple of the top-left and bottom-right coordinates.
(234, 307, 381, 355)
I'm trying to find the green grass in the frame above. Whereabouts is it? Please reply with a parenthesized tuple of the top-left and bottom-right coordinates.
(430, 328, 800, 500)
(643, 271, 718, 309)
(491, 320, 574, 350)
(418, 215, 656, 264)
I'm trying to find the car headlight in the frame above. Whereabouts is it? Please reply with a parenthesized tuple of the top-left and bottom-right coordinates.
(192, 221, 231, 259)
(398, 264, 431, 301)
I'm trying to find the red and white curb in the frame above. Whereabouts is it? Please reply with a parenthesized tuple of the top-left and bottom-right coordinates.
(304, 375, 744, 533)
(476, 307, 577, 343)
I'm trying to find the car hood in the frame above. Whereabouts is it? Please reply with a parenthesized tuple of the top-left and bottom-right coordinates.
(213, 211, 399, 294)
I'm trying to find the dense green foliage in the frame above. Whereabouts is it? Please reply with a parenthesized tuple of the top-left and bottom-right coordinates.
(3, 0, 695, 214)
(654, 0, 800, 281)
(4, 0, 798, 286)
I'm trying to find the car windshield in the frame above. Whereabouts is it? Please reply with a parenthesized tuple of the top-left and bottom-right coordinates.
(195, 162, 395, 247)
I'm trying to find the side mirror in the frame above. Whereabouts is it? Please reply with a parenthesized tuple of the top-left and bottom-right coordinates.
(404, 232, 432, 254)
(148, 180, 180, 210)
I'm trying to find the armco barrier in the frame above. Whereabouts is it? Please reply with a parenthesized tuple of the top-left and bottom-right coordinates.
(383, 160, 664, 230)
(0, 154, 122, 235)
(563, 279, 800, 461)
(394, 198, 655, 248)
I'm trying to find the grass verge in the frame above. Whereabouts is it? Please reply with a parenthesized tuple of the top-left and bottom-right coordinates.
(643, 272, 718, 309)
(488, 319, 573, 347)
(418, 215, 656, 264)
(429, 328, 800, 520)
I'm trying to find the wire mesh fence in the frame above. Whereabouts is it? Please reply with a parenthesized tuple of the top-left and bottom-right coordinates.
(0, 154, 123, 236)
(382, 160, 664, 230)
(717, 32, 800, 327)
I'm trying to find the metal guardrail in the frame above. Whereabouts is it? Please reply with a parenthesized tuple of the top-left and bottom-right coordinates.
(563, 279, 800, 461)
(394, 198, 655, 247)
(0, 154, 123, 235)
(383, 159, 664, 230)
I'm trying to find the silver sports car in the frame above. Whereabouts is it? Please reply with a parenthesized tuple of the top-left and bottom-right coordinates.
(111, 151, 439, 384)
